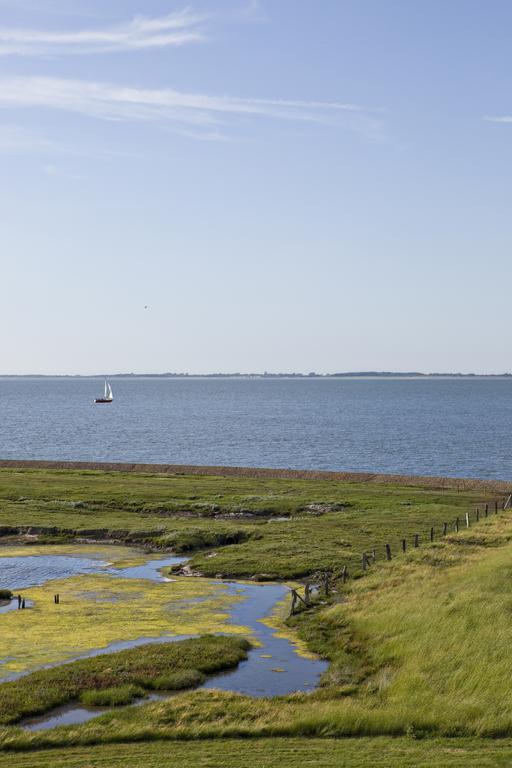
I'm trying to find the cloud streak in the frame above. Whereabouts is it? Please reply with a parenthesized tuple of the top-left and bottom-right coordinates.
(0, 75, 372, 133)
(484, 116, 512, 124)
(0, 9, 206, 56)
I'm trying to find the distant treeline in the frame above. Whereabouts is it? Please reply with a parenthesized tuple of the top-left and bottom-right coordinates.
(1, 372, 511, 379)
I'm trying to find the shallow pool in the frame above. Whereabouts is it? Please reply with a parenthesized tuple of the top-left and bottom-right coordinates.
(1, 546, 327, 729)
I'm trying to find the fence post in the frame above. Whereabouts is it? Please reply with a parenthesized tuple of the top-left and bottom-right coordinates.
(455, 517, 459, 532)
(465, 512, 470, 528)
(430, 527, 434, 542)
(476, 508, 480, 522)
(385, 544, 392, 561)
(372, 549, 376, 563)
(401, 538, 406, 553)
(324, 572, 330, 596)
(414, 533, 419, 548)
(485, 504, 488, 517)
(443, 522, 448, 536)
(341, 565, 348, 583)
(495, 501, 498, 514)
(362, 553, 368, 571)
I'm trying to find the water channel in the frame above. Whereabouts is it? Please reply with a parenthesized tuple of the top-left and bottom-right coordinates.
(0, 548, 327, 730)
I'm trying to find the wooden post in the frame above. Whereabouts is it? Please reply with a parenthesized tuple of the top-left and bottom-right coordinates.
(362, 553, 368, 571)
(465, 512, 470, 528)
(385, 544, 392, 561)
(495, 500, 498, 514)
(485, 504, 488, 517)
(455, 517, 459, 532)
(341, 565, 348, 584)
(414, 533, 419, 548)
(324, 572, 330, 596)
(401, 538, 406, 553)
(430, 527, 434, 542)
(443, 522, 448, 536)
(290, 590, 298, 615)
(476, 508, 480, 522)
(372, 549, 376, 563)
(304, 584, 311, 604)
(21, 598, 25, 609)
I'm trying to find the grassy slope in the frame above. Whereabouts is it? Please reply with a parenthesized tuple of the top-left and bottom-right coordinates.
(0, 468, 488, 578)
(0, 636, 249, 724)
(3, 738, 512, 768)
(4, 512, 512, 750)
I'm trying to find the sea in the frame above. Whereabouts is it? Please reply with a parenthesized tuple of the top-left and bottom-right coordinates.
(0, 376, 511, 480)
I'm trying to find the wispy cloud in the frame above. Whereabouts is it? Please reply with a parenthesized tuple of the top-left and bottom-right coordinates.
(0, 75, 373, 135)
(0, 122, 136, 159)
(0, 9, 207, 56)
(484, 115, 512, 124)
(0, 123, 63, 153)
(235, 1, 270, 23)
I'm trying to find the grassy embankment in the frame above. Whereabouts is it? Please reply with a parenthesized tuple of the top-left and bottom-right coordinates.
(0, 635, 249, 724)
(0, 467, 491, 578)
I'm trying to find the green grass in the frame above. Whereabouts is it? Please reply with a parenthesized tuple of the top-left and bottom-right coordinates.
(0, 467, 489, 579)
(2, 738, 512, 768)
(2, 466, 512, 764)
(79, 684, 145, 707)
(3, 513, 512, 749)
(0, 635, 249, 724)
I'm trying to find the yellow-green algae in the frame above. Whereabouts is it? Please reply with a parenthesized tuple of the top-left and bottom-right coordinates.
(0, 543, 250, 678)
(260, 583, 318, 660)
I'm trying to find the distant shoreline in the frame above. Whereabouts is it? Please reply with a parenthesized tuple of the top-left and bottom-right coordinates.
(0, 373, 511, 379)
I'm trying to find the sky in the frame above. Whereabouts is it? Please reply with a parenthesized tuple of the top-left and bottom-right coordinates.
(1, 0, 512, 375)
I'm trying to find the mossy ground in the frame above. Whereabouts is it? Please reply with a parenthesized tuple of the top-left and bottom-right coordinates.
(0, 467, 489, 579)
(0, 545, 246, 677)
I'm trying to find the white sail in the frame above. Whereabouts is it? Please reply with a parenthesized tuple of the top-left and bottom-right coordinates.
(106, 382, 113, 400)
(104, 380, 108, 398)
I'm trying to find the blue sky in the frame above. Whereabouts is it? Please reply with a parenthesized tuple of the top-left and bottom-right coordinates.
(1, 0, 512, 374)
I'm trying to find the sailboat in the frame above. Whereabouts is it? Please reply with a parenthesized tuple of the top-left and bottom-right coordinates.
(95, 380, 113, 404)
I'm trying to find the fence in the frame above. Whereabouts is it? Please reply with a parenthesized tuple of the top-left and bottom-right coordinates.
(289, 493, 512, 615)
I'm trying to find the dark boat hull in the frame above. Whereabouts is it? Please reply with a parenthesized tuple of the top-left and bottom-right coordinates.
(94, 398, 113, 404)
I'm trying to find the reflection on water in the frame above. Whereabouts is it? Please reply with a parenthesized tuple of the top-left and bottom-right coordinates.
(23, 692, 170, 732)
(204, 581, 327, 697)
(0, 553, 187, 591)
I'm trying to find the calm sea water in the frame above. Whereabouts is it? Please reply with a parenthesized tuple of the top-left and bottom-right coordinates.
(0, 377, 511, 480)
